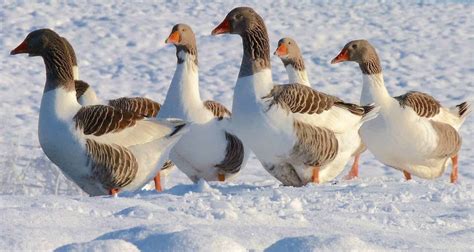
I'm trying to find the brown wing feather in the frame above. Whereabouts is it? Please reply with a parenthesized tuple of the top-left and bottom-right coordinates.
(263, 83, 370, 116)
(203, 100, 231, 120)
(108, 97, 161, 118)
(85, 139, 138, 190)
(74, 105, 143, 136)
(430, 121, 461, 158)
(263, 84, 342, 114)
(215, 132, 244, 174)
(394, 91, 441, 118)
(292, 121, 338, 167)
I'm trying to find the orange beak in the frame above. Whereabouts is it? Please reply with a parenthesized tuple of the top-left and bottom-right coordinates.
(274, 44, 288, 57)
(165, 31, 180, 44)
(11, 40, 28, 55)
(211, 19, 230, 35)
(331, 49, 349, 64)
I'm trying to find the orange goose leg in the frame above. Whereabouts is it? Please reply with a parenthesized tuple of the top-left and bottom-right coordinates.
(312, 167, 320, 184)
(403, 170, 412, 180)
(450, 155, 458, 183)
(154, 172, 163, 192)
(109, 188, 119, 196)
(345, 154, 360, 180)
(218, 174, 225, 182)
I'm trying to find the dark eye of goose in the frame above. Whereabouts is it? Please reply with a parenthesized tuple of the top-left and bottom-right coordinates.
(288, 41, 292, 45)
(236, 14, 243, 19)
(352, 44, 357, 49)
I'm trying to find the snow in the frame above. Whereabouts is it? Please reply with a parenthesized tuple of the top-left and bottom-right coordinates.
(0, 0, 473, 251)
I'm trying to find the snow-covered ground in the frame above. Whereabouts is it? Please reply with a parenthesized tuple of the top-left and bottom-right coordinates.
(1, 1, 473, 251)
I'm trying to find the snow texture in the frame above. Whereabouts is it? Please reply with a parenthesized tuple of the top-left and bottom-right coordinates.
(0, 0, 473, 251)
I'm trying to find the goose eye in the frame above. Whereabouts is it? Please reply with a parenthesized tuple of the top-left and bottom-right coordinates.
(288, 41, 291, 45)
(236, 14, 243, 19)
(352, 44, 357, 49)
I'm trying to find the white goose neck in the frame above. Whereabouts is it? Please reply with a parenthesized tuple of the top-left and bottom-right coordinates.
(72, 65, 79, 80)
(162, 52, 202, 115)
(361, 73, 391, 106)
(285, 65, 310, 86)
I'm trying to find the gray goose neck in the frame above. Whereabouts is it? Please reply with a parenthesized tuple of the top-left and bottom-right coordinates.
(43, 45, 75, 92)
(239, 26, 271, 78)
(283, 56, 305, 71)
(359, 55, 382, 75)
(176, 44, 198, 66)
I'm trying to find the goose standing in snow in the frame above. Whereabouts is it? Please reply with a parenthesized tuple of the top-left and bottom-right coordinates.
(157, 24, 248, 182)
(274, 37, 366, 180)
(331, 40, 470, 182)
(211, 7, 378, 185)
(11, 29, 189, 196)
(61, 36, 174, 191)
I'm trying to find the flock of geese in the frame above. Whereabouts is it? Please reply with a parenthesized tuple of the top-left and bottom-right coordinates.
(10, 7, 470, 196)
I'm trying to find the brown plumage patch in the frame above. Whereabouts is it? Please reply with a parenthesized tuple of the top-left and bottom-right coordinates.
(74, 80, 90, 100)
(85, 139, 138, 190)
(395, 91, 441, 118)
(203, 100, 231, 120)
(215, 132, 245, 175)
(292, 121, 338, 167)
(430, 121, 461, 158)
(263, 84, 341, 114)
(74, 105, 143, 136)
(108, 97, 161, 118)
(161, 160, 174, 171)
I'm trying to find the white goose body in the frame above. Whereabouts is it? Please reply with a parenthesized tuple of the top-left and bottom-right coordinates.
(332, 39, 469, 181)
(360, 74, 464, 178)
(159, 24, 247, 182)
(233, 70, 368, 184)
(13, 29, 187, 196)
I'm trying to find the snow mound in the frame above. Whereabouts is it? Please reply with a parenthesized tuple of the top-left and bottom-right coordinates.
(94, 225, 246, 252)
(55, 239, 139, 252)
(265, 234, 382, 252)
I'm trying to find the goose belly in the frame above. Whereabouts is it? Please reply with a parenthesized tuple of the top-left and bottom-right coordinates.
(360, 116, 446, 177)
(170, 122, 229, 181)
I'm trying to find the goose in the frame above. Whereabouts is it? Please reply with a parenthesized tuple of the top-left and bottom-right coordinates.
(61, 36, 174, 191)
(274, 37, 366, 180)
(11, 28, 189, 196)
(331, 40, 471, 182)
(211, 7, 378, 185)
(274, 37, 310, 86)
(157, 24, 248, 182)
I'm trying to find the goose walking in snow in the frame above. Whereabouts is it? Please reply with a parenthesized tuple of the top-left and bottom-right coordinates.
(61, 36, 174, 191)
(157, 24, 248, 182)
(211, 7, 378, 186)
(331, 40, 470, 182)
(11, 29, 188, 196)
(274, 37, 367, 180)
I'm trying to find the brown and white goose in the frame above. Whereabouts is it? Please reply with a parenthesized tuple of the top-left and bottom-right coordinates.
(157, 24, 248, 182)
(61, 36, 173, 191)
(274, 37, 310, 86)
(212, 7, 378, 186)
(274, 37, 367, 180)
(331, 40, 471, 182)
(11, 29, 189, 196)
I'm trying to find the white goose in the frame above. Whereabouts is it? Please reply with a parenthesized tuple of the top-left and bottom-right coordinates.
(331, 40, 470, 182)
(11, 29, 189, 196)
(275, 37, 366, 179)
(212, 7, 378, 185)
(158, 24, 248, 182)
(61, 36, 173, 191)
